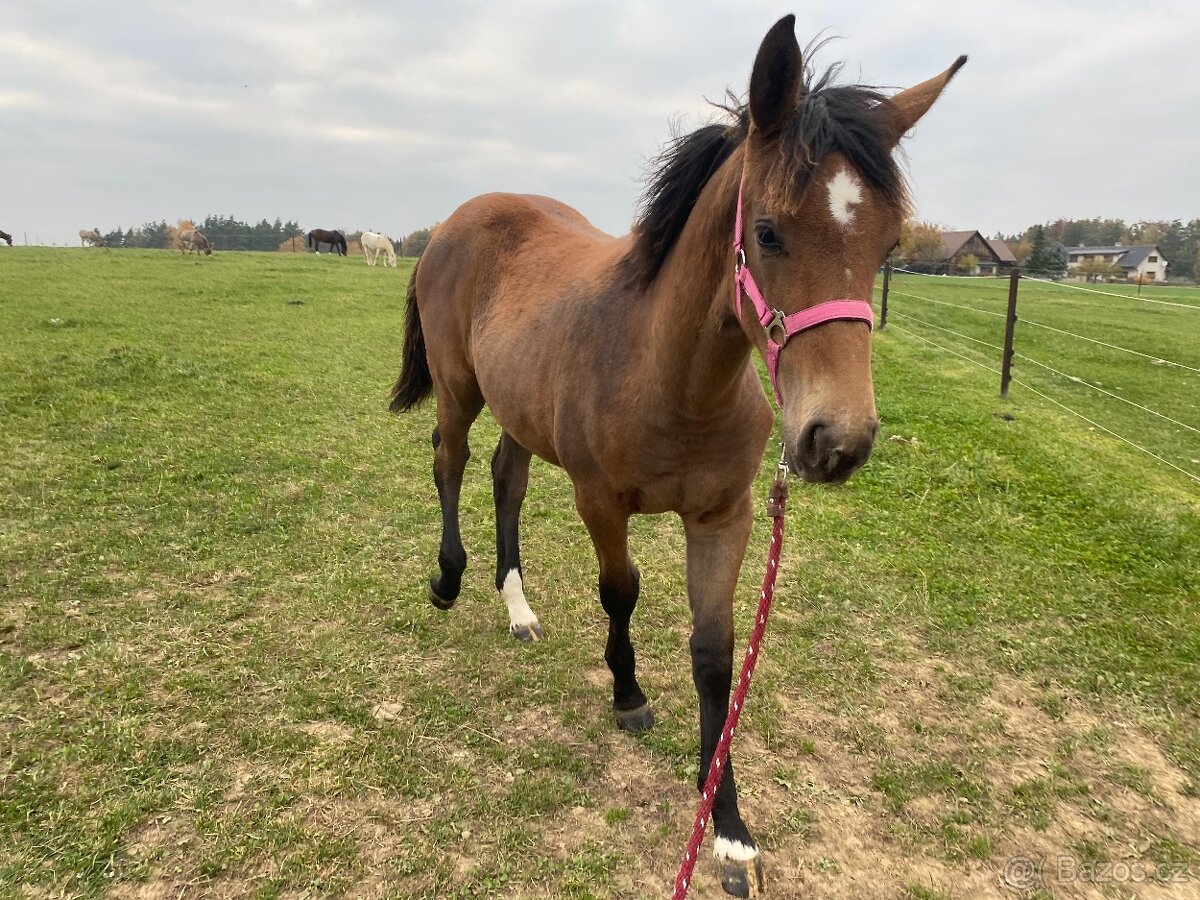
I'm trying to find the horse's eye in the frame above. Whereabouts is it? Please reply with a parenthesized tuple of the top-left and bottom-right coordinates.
(755, 223, 782, 252)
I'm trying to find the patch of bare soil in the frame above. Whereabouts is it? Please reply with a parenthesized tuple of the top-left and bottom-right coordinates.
(107, 651, 1198, 899)
(534, 654, 1199, 898)
(712, 655, 1200, 899)
(106, 813, 197, 900)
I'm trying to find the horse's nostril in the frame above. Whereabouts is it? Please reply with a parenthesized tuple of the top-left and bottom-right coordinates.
(796, 420, 876, 482)
(798, 420, 830, 470)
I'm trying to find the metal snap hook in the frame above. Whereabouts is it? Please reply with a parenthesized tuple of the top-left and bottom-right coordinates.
(766, 309, 788, 345)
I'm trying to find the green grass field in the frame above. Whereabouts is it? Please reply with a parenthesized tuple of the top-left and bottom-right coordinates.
(1, 249, 1197, 899)
(880, 271, 1199, 488)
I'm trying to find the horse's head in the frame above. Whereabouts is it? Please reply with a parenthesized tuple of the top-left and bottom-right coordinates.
(737, 16, 964, 483)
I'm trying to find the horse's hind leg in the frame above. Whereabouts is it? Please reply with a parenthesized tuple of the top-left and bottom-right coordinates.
(575, 494, 652, 732)
(428, 388, 484, 609)
(491, 432, 542, 641)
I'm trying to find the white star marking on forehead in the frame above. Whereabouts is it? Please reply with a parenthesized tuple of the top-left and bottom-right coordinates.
(827, 167, 863, 229)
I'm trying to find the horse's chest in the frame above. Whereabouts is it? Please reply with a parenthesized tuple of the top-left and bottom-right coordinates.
(593, 420, 765, 516)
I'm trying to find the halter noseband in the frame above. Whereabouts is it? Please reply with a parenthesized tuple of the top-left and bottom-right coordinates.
(733, 188, 874, 405)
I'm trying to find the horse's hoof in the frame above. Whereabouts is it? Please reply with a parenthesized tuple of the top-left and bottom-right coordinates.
(510, 621, 544, 642)
(614, 702, 654, 733)
(718, 856, 765, 898)
(428, 581, 456, 611)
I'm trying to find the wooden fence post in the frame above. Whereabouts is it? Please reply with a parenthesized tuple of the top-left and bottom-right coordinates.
(880, 261, 891, 329)
(1000, 267, 1020, 398)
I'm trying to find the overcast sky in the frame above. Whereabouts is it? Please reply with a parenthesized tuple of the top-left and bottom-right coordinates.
(3, 1, 1197, 247)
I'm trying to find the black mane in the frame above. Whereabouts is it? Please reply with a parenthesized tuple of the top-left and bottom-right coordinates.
(626, 63, 907, 288)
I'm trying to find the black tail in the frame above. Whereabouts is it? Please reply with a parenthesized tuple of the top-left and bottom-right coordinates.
(306, 231, 314, 250)
(390, 257, 433, 413)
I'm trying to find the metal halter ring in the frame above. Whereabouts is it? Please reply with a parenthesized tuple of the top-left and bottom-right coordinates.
(766, 309, 789, 345)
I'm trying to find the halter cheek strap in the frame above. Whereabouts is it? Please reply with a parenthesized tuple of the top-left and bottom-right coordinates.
(733, 188, 874, 405)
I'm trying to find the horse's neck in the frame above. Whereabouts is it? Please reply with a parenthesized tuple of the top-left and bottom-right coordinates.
(642, 157, 755, 416)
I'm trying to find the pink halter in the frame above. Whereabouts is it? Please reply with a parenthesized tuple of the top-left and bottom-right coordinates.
(733, 188, 874, 405)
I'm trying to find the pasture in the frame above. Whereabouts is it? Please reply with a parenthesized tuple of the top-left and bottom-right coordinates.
(1, 249, 1197, 898)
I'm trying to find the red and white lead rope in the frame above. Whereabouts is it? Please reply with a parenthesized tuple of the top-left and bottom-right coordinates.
(671, 455, 789, 899)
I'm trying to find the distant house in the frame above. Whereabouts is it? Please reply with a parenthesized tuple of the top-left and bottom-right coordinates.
(985, 237, 1017, 272)
(903, 231, 1012, 275)
(1064, 245, 1169, 282)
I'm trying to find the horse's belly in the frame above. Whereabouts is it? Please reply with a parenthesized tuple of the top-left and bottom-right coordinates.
(474, 361, 562, 467)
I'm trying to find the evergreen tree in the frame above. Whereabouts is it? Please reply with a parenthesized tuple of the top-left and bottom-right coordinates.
(1025, 225, 1067, 277)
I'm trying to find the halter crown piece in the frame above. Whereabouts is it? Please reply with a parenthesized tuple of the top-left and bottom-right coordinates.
(733, 188, 875, 405)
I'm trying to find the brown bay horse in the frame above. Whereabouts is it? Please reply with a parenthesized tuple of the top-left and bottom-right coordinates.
(307, 228, 347, 255)
(391, 15, 963, 896)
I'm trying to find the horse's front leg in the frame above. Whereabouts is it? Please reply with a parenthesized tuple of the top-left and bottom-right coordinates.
(575, 493, 653, 732)
(683, 493, 764, 898)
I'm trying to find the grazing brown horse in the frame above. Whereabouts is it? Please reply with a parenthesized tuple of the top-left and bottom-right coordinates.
(391, 15, 963, 896)
(0, 229, 12, 246)
(307, 228, 347, 255)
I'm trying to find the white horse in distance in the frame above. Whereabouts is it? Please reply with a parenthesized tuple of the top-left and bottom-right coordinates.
(178, 229, 214, 256)
(360, 231, 397, 267)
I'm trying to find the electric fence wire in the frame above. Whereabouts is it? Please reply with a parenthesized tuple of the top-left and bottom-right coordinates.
(892, 265, 1200, 311)
(878, 279, 1200, 373)
(1022, 274, 1200, 310)
(890, 293, 1200, 430)
(887, 323, 1200, 485)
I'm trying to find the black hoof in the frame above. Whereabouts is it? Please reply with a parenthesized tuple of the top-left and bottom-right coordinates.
(428, 580, 456, 610)
(510, 621, 544, 642)
(614, 702, 655, 733)
(719, 856, 765, 898)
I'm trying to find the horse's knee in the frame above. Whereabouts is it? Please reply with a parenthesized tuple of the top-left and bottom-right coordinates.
(689, 635, 734, 694)
(599, 566, 640, 617)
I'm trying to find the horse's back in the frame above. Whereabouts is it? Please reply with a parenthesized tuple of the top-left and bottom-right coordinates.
(415, 193, 633, 460)
(431, 193, 612, 259)
(420, 193, 620, 304)
(418, 192, 624, 334)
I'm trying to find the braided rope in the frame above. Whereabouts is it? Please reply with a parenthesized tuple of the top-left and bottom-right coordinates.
(672, 470, 788, 899)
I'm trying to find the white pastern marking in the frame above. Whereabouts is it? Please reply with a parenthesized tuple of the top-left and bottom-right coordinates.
(827, 167, 863, 229)
(714, 836, 759, 862)
(500, 569, 539, 629)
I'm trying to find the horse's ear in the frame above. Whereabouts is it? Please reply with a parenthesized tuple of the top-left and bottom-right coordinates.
(748, 15, 804, 140)
(880, 55, 967, 144)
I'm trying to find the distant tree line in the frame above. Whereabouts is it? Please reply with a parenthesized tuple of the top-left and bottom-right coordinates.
(398, 226, 436, 257)
(100, 216, 304, 251)
(86, 213, 1200, 279)
(96, 216, 441, 257)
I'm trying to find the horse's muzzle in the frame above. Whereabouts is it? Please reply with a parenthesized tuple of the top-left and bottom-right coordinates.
(789, 417, 878, 484)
